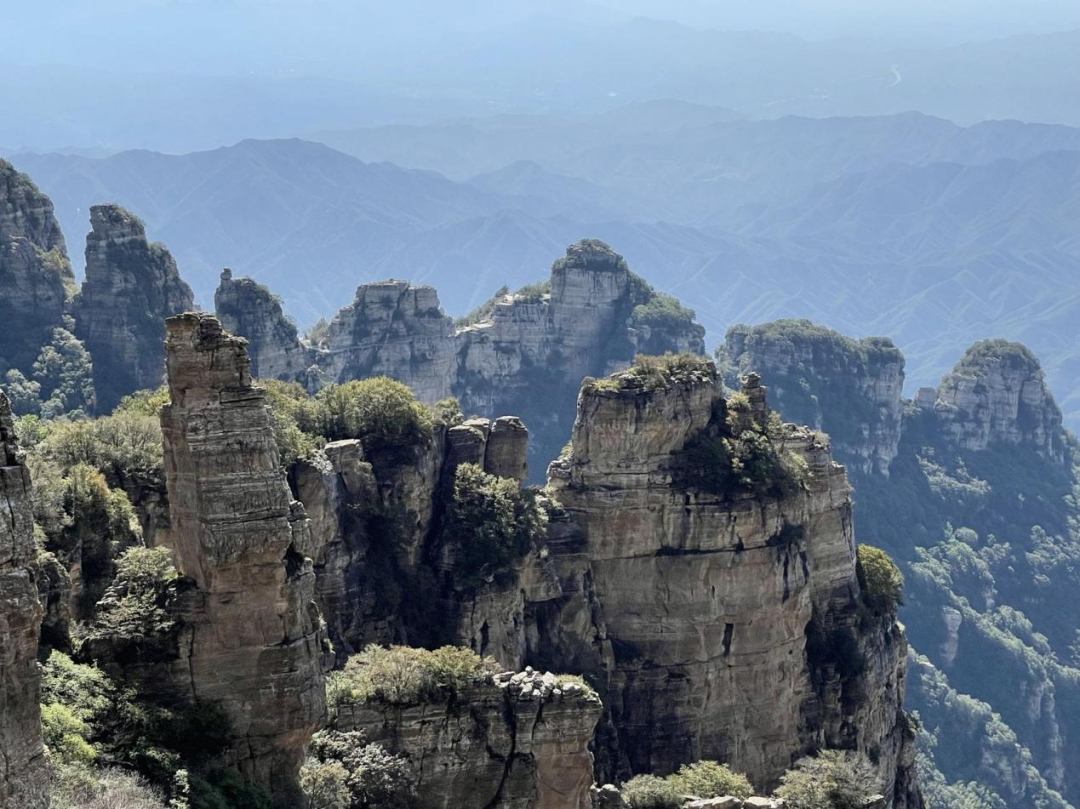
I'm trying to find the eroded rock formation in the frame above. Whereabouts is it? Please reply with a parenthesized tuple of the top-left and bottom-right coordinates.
(720, 321, 905, 476)
(73, 204, 195, 411)
(160, 313, 326, 804)
(215, 268, 312, 382)
(931, 339, 1066, 464)
(218, 240, 705, 473)
(333, 667, 602, 809)
(538, 362, 919, 805)
(0, 389, 49, 808)
(0, 159, 74, 376)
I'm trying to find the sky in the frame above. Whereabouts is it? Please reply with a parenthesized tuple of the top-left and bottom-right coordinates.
(4, 0, 1080, 78)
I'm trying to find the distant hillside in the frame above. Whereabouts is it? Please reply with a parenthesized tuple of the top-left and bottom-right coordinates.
(12, 120, 1080, 430)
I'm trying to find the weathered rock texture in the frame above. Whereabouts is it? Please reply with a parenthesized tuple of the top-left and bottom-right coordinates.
(215, 268, 312, 382)
(292, 414, 534, 663)
(931, 339, 1066, 464)
(539, 363, 919, 806)
(333, 668, 602, 809)
(219, 240, 705, 474)
(0, 159, 74, 375)
(73, 204, 194, 411)
(160, 313, 326, 804)
(720, 321, 905, 476)
(0, 389, 49, 808)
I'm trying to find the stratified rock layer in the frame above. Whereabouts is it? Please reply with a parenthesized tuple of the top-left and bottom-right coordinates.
(721, 321, 905, 476)
(160, 313, 326, 804)
(931, 339, 1066, 464)
(541, 363, 919, 806)
(0, 389, 48, 807)
(333, 668, 602, 809)
(215, 268, 312, 382)
(0, 159, 73, 375)
(74, 204, 194, 411)
(220, 240, 705, 473)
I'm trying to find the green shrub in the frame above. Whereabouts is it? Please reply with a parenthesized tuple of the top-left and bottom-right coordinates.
(36, 410, 164, 481)
(621, 774, 682, 809)
(630, 291, 697, 334)
(445, 463, 547, 588)
(313, 377, 433, 454)
(774, 750, 877, 809)
(51, 765, 169, 809)
(668, 760, 753, 799)
(88, 546, 178, 641)
(115, 386, 170, 417)
(262, 379, 323, 466)
(42, 702, 98, 766)
(328, 645, 492, 706)
(857, 544, 905, 613)
(432, 397, 464, 427)
(303, 731, 416, 809)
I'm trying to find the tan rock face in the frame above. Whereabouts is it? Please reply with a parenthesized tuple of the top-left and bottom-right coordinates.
(333, 669, 602, 809)
(0, 160, 73, 375)
(160, 313, 327, 804)
(221, 241, 704, 475)
(0, 389, 49, 808)
(721, 322, 905, 477)
(542, 363, 918, 806)
(933, 340, 1066, 464)
(73, 204, 195, 410)
(215, 268, 313, 382)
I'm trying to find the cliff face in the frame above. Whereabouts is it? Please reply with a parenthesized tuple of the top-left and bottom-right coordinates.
(160, 313, 327, 804)
(720, 321, 905, 477)
(929, 339, 1066, 465)
(334, 668, 602, 809)
(0, 390, 49, 808)
(727, 321, 1077, 807)
(540, 361, 918, 805)
(0, 159, 74, 376)
(73, 204, 195, 411)
(215, 268, 312, 382)
(219, 240, 705, 474)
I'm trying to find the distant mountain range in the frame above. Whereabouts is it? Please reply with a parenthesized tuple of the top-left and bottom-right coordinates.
(10, 109, 1080, 429)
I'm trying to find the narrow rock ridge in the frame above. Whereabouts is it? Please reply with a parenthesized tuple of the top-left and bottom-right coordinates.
(160, 312, 326, 804)
(217, 240, 706, 471)
(215, 268, 312, 382)
(720, 321, 905, 477)
(74, 204, 195, 411)
(930, 339, 1066, 464)
(0, 389, 49, 808)
(0, 159, 74, 375)
(332, 667, 602, 809)
(540, 362, 920, 806)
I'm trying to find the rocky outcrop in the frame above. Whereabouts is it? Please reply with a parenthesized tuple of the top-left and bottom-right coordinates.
(292, 414, 534, 662)
(160, 313, 326, 804)
(215, 268, 312, 383)
(539, 360, 918, 805)
(223, 240, 705, 475)
(73, 204, 194, 411)
(0, 160, 74, 376)
(720, 321, 905, 476)
(0, 389, 49, 808)
(930, 339, 1066, 464)
(333, 667, 602, 809)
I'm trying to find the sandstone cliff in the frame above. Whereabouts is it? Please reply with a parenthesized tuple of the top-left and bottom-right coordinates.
(0, 389, 49, 808)
(333, 667, 602, 809)
(215, 268, 313, 383)
(720, 321, 905, 477)
(0, 160, 75, 376)
(160, 313, 327, 804)
(928, 339, 1066, 464)
(219, 240, 705, 474)
(73, 204, 195, 411)
(539, 358, 919, 806)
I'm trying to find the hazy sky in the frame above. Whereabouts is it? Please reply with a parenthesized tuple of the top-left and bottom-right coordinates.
(4, 0, 1080, 77)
